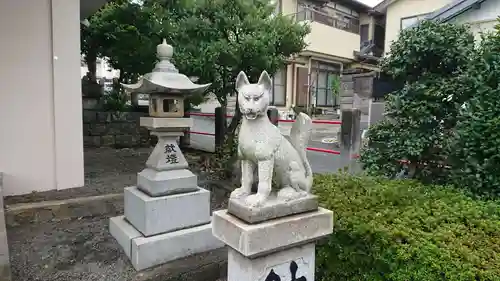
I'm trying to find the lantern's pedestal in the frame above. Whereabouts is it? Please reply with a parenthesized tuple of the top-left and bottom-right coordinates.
(212, 203, 334, 281)
(110, 117, 224, 271)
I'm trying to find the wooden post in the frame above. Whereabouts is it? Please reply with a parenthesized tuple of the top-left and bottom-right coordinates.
(214, 107, 227, 153)
(180, 113, 191, 149)
(267, 108, 279, 127)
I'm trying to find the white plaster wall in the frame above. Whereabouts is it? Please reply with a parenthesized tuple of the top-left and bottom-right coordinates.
(189, 114, 233, 153)
(304, 21, 361, 59)
(190, 116, 217, 153)
(0, 0, 84, 196)
(450, 0, 500, 39)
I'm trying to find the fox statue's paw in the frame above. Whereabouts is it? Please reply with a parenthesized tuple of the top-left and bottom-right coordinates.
(245, 193, 266, 207)
(278, 186, 306, 201)
(230, 187, 250, 199)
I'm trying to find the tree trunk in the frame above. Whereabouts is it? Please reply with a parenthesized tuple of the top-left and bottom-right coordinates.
(85, 50, 98, 83)
(227, 101, 241, 135)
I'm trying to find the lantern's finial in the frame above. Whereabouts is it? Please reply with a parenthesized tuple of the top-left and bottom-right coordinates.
(156, 38, 174, 60)
(154, 38, 178, 73)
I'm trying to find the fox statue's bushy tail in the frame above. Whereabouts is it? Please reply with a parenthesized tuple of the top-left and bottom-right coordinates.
(289, 112, 313, 192)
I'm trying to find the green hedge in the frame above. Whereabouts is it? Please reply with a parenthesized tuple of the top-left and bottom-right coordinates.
(313, 174, 500, 281)
(448, 32, 500, 198)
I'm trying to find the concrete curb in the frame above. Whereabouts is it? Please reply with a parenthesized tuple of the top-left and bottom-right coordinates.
(4, 179, 233, 228)
(5, 193, 124, 227)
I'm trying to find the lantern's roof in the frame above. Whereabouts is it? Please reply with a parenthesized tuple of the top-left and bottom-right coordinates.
(122, 39, 211, 95)
(122, 72, 211, 94)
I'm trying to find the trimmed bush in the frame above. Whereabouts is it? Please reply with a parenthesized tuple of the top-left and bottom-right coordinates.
(314, 173, 500, 281)
(361, 21, 475, 184)
(449, 30, 500, 198)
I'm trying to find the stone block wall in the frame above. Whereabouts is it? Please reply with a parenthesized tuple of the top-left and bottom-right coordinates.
(82, 110, 153, 148)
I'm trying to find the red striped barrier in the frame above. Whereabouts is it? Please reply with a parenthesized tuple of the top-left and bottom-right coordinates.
(310, 120, 342, 125)
(187, 112, 342, 125)
(306, 147, 341, 155)
(188, 112, 233, 118)
(186, 111, 344, 156)
(189, 131, 216, 136)
(188, 131, 342, 155)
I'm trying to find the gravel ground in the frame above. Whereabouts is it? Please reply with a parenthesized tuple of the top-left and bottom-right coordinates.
(5, 147, 220, 205)
(8, 214, 227, 281)
(6, 147, 230, 281)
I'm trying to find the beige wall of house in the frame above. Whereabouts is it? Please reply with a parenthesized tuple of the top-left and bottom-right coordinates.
(304, 21, 360, 59)
(277, 0, 378, 109)
(383, 0, 453, 54)
(0, 0, 84, 196)
(282, 0, 298, 14)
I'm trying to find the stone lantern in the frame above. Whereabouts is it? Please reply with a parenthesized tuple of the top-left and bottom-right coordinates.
(109, 39, 223, 271)
(122, 39, 210, 118)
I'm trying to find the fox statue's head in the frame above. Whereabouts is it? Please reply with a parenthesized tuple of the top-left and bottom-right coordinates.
(235, 70, 272, 120)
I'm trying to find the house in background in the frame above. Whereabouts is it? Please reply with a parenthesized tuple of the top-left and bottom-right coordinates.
(271, 0, 386, 112)
(376, 0, 500, 55)
(81, 57, 120, 81)
(425, 0, 500, 39)
(0, 0, 109, 196)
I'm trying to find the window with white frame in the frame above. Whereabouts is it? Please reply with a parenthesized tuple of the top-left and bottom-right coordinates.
(271, 68, 286, 106)
(401, 13, 430, 30)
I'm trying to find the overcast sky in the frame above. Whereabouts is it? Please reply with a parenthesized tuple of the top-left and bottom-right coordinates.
(359, 0, 384, 7)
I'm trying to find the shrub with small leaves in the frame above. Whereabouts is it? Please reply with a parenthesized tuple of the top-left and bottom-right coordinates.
(314, 173, 500, 281)
(449, 26, 500, 198)
(361, 21, 475, 184)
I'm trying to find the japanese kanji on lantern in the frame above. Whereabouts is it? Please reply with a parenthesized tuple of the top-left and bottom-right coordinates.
(109, 39, 223, 271)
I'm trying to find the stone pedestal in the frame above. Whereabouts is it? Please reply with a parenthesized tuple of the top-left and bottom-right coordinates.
(110, 117, 224, 271)
(213, 198, 334, 281)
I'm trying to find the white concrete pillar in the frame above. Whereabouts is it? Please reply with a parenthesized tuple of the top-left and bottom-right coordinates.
(0, 0, 84, 195)
(50, 0, 85, 190)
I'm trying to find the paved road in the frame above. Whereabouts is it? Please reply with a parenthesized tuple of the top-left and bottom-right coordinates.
(190, 117, 364, 174)
(279, 122, 358, 174)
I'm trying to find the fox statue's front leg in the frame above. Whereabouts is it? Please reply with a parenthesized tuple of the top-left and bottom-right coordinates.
(230, 160, 255, 199)
(245, 158, 274, 207)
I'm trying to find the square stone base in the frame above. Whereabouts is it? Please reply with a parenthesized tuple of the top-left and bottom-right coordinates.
(124, 186, 211, 237)
(212, 208, 333, 258)
(110, 215, 225, 271)
(228, 243, 315, 281)
(140, 117, 193, 131)
(228, 193, 318, 224)
(137, 168, 198, 196)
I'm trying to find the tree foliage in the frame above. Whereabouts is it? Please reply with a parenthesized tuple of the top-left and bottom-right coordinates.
(168, 0, 309, 139)
(449, 22, 500, 198)
(361, 21, 475, 184)
(82, 0, 308, 94)
(81, 0, 165, 83)
(81, 0, 308, 112)
(170, 0, 308, 104)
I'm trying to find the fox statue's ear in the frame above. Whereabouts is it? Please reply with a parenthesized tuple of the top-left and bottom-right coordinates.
(257, 70, 272, 92)
(235, 71, 250, 92)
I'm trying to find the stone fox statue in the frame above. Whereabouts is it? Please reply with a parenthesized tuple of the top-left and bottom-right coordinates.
(230, 70, 313, 207)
